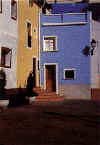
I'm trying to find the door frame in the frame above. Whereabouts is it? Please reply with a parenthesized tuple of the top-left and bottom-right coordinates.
(44, 63, 58, 94)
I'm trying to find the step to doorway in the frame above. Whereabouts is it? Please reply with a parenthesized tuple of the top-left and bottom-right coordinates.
(33, 88, 64, 103)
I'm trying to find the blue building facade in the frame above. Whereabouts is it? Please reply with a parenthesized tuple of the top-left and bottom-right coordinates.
(40, 11, 91, 99)
(51, 3, 88, 14)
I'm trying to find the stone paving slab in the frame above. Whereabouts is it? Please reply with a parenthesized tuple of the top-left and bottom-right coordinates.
(0, 99, 99, 145)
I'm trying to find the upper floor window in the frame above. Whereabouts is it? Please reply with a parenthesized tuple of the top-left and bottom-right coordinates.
(11, 0, 17, 20)
(43, 36, 57, 52)
(1, 47, 12, 68)
(27, 22, 32, 48)
(0, 0, 2, 13)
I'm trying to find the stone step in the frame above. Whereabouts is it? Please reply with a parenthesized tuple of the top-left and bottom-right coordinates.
(35, 95, 64, 102)
(35, 92, 57, 96)
(35, 97, 64, 102)
(33, 87, 64, 103)
(35, 95, 62, 99)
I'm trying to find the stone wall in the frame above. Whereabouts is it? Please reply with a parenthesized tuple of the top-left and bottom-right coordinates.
(59, 84, 91, 100)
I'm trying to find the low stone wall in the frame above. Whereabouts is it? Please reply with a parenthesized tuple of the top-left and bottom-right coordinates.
(5, 88, 26, 96)
(0, 88, 26, 100)
(59, 84, 91, 100)
(91, 88, 100, 100)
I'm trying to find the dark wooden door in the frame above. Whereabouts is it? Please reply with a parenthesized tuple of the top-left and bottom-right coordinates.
(46, 65, 56, 92)
(33, 58, 36, 87)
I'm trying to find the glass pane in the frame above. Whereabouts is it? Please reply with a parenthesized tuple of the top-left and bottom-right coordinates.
(44, 40, 50, 51)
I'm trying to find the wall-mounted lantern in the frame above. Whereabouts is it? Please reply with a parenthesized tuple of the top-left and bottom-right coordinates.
(91, 39, 96, 56)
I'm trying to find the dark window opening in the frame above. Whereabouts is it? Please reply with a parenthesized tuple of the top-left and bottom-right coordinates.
(1, 47, 12, 68)
(27, 22, 32, 48)
(64, 69, 75, 80)
(29, 0, 34, 7)
(0, 0, 2, 13)
(11, 0, 17, 20)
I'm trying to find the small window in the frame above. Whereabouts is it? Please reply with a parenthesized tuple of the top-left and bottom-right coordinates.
(0, 0, 2, 13)
(1, 47, 12, 68)
(29, 0, 34, 7)
(11, 0, 17, 20)
(64, 69, 75, 80)
(43, 36, 57, 52)
(27, 22, 32, 48)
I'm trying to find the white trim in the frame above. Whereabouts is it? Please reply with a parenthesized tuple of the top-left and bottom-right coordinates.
(44, 63, 58, 94)
(43, 35, 58, 51)
(44, 13, 86, 16)
(67, 13, 86, 15)
(90, 12, 92, 41)
(64, 68, 76, 80)
(26, 20, 32, 50)
(42, 22, 88, 27)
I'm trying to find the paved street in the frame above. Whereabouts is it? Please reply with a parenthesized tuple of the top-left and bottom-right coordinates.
(0, 99, 99, 145)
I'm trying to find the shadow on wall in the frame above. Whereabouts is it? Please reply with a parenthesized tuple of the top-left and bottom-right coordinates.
(8, 71, 38, 107)
(0, 69, 6, 96)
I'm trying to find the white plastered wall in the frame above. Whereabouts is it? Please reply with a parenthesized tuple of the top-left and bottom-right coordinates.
(91, 20, 100, 88)
(0, 0, 18, 88)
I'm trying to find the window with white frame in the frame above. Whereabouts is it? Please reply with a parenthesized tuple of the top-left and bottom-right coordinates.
(0, 0, 2, 13)
(43, 36, 57, 51)
(64, 69, 76, 80)
(1, 47, 12, 68)
(27, 21, 32, 48)
(11, 0, 17, 20)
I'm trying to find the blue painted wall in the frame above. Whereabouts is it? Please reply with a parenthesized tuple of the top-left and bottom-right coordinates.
(51, 3, 88, 14)
(40, 12, 90, 88)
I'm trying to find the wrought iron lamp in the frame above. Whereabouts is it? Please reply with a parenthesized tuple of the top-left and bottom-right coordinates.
(91, 39, 96, 56)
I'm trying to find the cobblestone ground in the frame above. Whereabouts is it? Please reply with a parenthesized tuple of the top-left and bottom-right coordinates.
(0, 99, 99, 145)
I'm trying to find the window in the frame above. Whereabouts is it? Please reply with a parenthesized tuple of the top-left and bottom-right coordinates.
(11, 0, 17, 20)
(29, 0, 34, 7)
(1, 47, 12, 68)
(64, 69, 76, 80)
(27, 22, 32, 48)
(43, 36, 57, 51)
(0, 0, 2, 13)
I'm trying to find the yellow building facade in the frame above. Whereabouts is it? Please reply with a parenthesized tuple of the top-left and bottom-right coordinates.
(17, 0, 40, 88)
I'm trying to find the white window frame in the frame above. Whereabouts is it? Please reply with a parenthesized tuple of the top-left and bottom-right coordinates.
(43, 36, 57, 52)
(64, 68, 76, 80)
(26, 20, 32, 49)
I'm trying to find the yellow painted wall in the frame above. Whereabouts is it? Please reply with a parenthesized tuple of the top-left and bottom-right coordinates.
(17, 0, 40, 88)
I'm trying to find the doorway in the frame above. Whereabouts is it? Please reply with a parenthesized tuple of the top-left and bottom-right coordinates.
(33, 57, 36, 87)
(45, 64, 56, 92)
